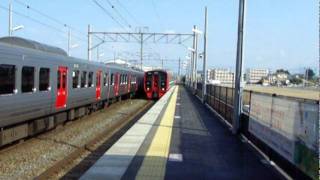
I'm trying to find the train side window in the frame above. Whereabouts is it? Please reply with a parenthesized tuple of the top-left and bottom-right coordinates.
(62, 72, 67, 89)
(22, 66, 35, 93)
(57, 71, 61, 89)
(39, 68, 50, 91)
(88, 72, 93, 87)
(81, 71, 87, 88)
(110, 73, 114, 85)
(0, 64, 15, 95)
(104, 73, 108, 86)
(73, 70, 80, 88)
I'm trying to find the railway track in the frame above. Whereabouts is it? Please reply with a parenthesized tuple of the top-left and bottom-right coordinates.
(0, 99, 153, 179)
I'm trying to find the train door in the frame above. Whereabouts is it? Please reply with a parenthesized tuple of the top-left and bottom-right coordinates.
(127, 74, 131, 93)
(114, 73, 120, 96)
(96, 70, 102, 100)
(56, 66, 68, 109)
(153, 73, 159, 95)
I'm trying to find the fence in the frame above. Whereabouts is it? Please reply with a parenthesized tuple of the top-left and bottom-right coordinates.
(193, 83, 319, 180)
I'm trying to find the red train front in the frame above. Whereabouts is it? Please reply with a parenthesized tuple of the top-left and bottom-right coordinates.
(144, 70, 169, 99)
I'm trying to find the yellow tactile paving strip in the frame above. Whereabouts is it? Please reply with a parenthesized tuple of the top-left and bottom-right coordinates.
(135, 86, 179, 180)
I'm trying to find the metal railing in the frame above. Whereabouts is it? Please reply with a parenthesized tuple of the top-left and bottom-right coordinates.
(192, 83, 319, 180)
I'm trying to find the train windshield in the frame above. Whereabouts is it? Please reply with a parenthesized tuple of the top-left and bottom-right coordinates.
(146, 72, 152, 87)
(160, 72, 166, 88)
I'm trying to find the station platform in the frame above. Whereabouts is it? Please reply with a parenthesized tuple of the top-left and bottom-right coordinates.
(81, 86, 284, 180)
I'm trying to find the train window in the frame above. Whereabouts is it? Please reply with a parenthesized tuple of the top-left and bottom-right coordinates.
(39, 68, 50, 91)
(88, 72, 93, 87)
(120, 74, 123, 84)
(81, 71, 87, 88)
(57, 71, 61, 89)
(62, 72, 67, 89)
(110, 73, 114, 85)
(0, 64, 15, 95)
(22, 66, 35, 93)
(73, 70, 80, 88)
(104, 73, 108, 86)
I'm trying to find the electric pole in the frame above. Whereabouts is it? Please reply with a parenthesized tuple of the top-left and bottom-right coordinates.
(202, 6, 208, 103)
(140, 33, 143, 70)
(191, 25, 197, 90)
(88, 24, 92, 61)
(194, 27, 199, 91)
(161, 59, 164, 69)
(233, 0, 246, 135)
(8, 0, 12, 36)
(178, 57, 181, 77)
(68, 28, 71, 56)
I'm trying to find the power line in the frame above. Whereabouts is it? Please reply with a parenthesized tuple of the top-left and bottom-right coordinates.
(92, 0, 129, 32)
(151, 0, 165, 29)
(13, 0, 87, 42)
(115, 0, 142, 26)
(104, 0, 132, 29)
(0, 5, 68, 38)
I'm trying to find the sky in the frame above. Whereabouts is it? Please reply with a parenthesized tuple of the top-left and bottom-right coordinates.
(0, 0, 318, 75)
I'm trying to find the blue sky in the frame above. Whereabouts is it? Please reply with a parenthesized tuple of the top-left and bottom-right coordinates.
(0, 0, 318, 74)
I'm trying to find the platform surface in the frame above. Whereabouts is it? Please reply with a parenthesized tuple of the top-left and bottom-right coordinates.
(81, 86, 284, 180)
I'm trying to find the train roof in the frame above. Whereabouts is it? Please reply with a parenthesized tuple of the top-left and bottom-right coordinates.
(146, 69, 168, 73)
(0, 36, 143, 73)
(0, 36, 68, 56)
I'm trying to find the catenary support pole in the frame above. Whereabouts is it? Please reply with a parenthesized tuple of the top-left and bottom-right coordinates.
(232, 0, 246, 134)
(192, 25, 197, 89)
(178, 57, 181, 77)
(88, 25, 92, 61)
(140, 33, 143, 70)
(8, 1, 12, 36)
(194, 27, 199, 91)
(202, 7, 208, 103)
(68, 28, 71, 56)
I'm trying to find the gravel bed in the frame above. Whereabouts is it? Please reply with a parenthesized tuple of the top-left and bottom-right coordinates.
(0, 99, 148, 180)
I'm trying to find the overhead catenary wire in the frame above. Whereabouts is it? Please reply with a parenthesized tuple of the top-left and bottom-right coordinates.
(92, 0, 129, 32)
(151, 0, 165, 29)
(115, 0, 142, 26)
(13, 0, 88, 42)
(104, 0, 132, 29)
(0, 4, 69, 40)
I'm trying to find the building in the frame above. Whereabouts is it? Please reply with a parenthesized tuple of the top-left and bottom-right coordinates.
(207, 68, 234, 85)
(268, 71, 290, 85)
(246, 69, 269, 84)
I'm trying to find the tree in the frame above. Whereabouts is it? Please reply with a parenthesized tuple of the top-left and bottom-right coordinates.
(290, 76, 303, 84)
(276, 69, 290, 75)
(306, 68, 315, 80)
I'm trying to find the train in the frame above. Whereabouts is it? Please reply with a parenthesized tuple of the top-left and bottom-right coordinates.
(143, 69, 171, 99)
(0, 37, 144, 147)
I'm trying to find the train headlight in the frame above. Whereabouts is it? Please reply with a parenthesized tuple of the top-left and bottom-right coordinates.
(162, 88, 165, 91)
(147, 88, 150, 91)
